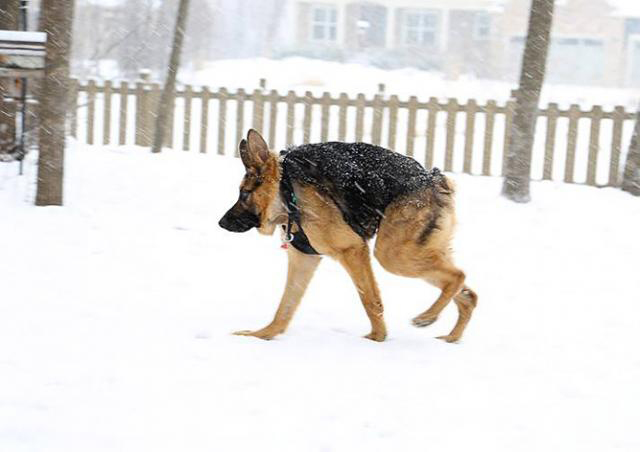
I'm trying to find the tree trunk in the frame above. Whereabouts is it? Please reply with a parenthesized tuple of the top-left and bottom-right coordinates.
(35, 0, 75, 206)
(622, 108, 640, 196)
(0, 0, 21, 152)
(0, 0, 20, 29)
(502, 0, 555, 203)
(151, 0, 190, 153)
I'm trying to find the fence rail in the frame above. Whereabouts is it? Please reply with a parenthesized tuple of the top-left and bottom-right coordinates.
(70, 75, 637, 188)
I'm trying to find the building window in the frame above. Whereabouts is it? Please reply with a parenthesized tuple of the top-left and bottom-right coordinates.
(557, 37, 579, 46)
(311, 5, 337, 42)
(404, 10, 440, 47)
(583, 38, 604, 47)
(473, 12, 491, 40)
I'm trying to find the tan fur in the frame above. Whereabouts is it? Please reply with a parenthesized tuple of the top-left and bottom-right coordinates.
(240, 156, 284, 236)
(231, 130, 476, 343)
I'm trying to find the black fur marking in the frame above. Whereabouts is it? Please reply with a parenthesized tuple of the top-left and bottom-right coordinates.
(418, 210, 440, 245)
(218, 203, 260, 232)
(416, 170, 452, 245)
(281, 142, 446, 240)
(417, 211, 440, 245)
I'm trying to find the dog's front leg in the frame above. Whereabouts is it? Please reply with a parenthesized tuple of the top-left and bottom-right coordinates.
(234, 248, 321, 340)
(337, 244, 387, 342)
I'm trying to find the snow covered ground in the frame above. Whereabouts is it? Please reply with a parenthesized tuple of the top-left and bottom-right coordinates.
(1, 144, 639, 452)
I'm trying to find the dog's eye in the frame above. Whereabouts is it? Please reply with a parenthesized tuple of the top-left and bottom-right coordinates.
(239, 190, 251, 202)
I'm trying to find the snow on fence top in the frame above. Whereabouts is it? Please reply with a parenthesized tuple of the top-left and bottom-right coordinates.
(0, 31, 47, 44)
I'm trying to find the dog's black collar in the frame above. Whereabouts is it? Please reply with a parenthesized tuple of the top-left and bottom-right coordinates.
(280, 150, 320, 256)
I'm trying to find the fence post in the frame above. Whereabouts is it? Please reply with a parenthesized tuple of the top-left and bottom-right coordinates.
(587, 106, 603, 186)
(268, 89, 279, 149)
(482, 100, 496, 176)
(444, 98, 458, 172)
(338, 92, 348, 141)
(303, 91, 313, 144)
(285, 90, 295, 146)
(355, 93, 365, 142)
(149, 82, 161, 147)
(118, 80, 128, 145)
(609, 106, 625, 187)
(235, 88, 245, 155)
(200, 86, 209, 153)
(564, 104, 580, 183)
(135, 71, 150, 147)
(463, 99, 477, 174)
(543, 103, 558, 180)
(86, 79, 96, 145)
(252, 88, 264, 133)
(183, 84, 193, 151)
(218, 87, 228, 155)
(103, 80, 112, 145)
(372, 89, 384, 145)
(164, 86, 175, 148)
(406, 96, 417, 157)
(320, 92, 331, 142)
(134, 81, 144, 147)
(387, 95, 399, 150)
(425, 97, 438, 169)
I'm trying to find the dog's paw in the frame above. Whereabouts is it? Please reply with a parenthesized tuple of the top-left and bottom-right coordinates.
(436, 334, 460, 343)
(232, 329, 277, 340)
(364, 331, 387, 342)
(412, 314, 438, 328)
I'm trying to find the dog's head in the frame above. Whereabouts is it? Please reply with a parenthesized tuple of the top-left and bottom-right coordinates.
(218, 129, 282, 235)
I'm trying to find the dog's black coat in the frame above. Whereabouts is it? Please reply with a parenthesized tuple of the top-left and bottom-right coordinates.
(281, 142, 446, 240)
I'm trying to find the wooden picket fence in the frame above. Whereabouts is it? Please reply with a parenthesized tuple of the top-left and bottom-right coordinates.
(69, 73, 637, 188)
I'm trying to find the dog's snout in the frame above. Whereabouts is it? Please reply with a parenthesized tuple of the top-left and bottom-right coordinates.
(218, 208, 260, 233)
(218, 216, 230, 230)
(218, 213, 237, 232)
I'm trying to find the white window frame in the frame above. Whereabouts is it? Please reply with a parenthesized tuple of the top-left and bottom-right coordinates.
(403, 9, 441, 48)
(472, 12, 491, 40)
(310, 4, 338, 43)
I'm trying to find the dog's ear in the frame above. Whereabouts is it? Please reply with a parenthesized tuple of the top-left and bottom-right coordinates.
(239, 139, 250, 167)
(239, 129, 270, 169)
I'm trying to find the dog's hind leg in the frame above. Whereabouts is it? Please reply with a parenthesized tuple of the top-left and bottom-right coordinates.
(436, 285, 477, 343)
(337, 244, 387, 342)
(234, 248, 321, 340)
(374, 187, 477, 343)
(411, 261, 465, 330)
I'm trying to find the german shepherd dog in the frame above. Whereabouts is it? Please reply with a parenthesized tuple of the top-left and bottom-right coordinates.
(219, 129, 477, 342)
